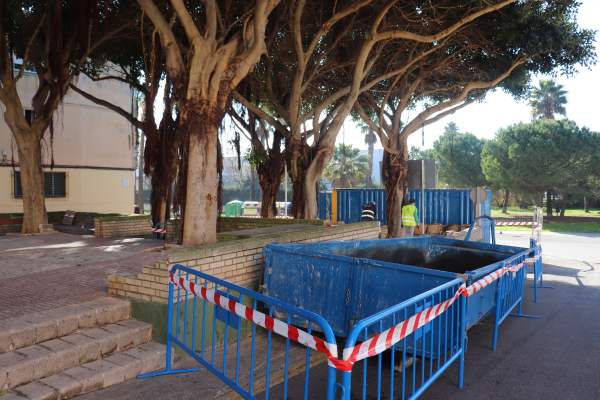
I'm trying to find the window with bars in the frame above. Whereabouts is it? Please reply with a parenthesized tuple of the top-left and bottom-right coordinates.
(13, 171, 67, 198)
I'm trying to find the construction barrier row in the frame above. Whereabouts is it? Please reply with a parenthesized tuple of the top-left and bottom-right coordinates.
(140, 247, 541, 399)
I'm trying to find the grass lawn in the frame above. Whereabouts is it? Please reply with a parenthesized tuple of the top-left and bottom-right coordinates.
(496, 221, 600, 234)
(491, 207, 600, 219)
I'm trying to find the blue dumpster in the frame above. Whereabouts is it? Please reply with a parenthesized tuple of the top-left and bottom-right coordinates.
(263, 237, 531, 336)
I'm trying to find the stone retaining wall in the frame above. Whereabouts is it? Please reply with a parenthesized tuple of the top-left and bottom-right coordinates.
(94, 215, 152, 238)
(95, 215, 323, 239)
(108, 221, 381, 303)
(0, 224, 20, 234)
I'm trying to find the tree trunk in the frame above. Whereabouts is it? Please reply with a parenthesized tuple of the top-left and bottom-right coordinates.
(286, 137, 311, 218)
(181, 107, 219, 245)
(546, 190, 553, 217)
(502, 189, 510, 213)
(257, 156, 284, 218)
(137, 133, 145, 214)
(259, 177, 281, 217)
(584, 196, 589, 213)
(14, 131, 47, 233)
(217, 137, 224, 216)
(382, 139, 409, 238)
(366, 135, 374, 187)
(304, 146, 333, 220)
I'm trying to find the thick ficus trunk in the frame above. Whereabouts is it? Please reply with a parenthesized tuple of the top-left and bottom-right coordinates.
(546, 190, 553, 217)
(502, 190, 510, 213)
(181, 105, 219, 245)
(14, 131, 47, 233)
(303, 147, 333, 220)
(217, 138, 224, 216)
(286, 138, 310, 218)
(150, 172, 168, 225)
(259, 177, 281, 217)
(382, 139, 409, 238)
(257, 152, 284, 218)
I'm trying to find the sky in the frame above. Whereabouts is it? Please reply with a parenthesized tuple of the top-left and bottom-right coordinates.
(219, 0, 599, 157)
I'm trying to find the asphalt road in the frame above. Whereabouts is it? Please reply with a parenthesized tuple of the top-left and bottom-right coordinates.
(496, 230, 600, 263)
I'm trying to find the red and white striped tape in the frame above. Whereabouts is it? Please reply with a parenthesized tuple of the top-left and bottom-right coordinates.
(496, 221, 531, 226)
(169, 273, 341, 368)
(169, 254, 539, 372)
(340, 284, 465, 368)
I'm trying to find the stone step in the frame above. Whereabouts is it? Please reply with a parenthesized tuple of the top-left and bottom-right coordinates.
(2, 342, 166, 400)
(0, 298, 131, 353)
(0, 320, 152, 390)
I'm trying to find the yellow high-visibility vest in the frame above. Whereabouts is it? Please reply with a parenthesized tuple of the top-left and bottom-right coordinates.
(402, 204, 418, 227)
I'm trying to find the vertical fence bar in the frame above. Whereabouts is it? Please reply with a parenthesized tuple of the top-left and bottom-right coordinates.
(183, 272, 189, 346)
(265, 307, 273, 400)
(303, 324, 312, 400)
(164, 280, 175, 371)
(248, 298, 257, 396)
(200, 280, 207, 357)
(191, 275, 199, 353)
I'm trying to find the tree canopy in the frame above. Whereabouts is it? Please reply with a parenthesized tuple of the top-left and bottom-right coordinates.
(433, 124, 488, 188)
(481, 119, 598, 202)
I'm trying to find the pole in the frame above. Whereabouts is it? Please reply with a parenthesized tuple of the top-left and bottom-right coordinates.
(420, 124, 426, 233)
(137, 132, 145, 214)
(421, 159, 425, 234)
(284, 164, 288, 217)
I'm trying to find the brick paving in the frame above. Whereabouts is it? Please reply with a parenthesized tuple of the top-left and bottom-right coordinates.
(0, 233, 168, 320)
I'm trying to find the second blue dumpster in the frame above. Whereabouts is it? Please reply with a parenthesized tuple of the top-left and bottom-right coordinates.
(263, 236, 531, 336)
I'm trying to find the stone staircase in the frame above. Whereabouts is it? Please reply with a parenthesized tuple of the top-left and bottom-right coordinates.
(0, 298, 166, 400)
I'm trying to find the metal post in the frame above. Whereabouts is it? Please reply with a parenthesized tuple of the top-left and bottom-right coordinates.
(165, 279, 174, 370)
(421, 159, 425, 234)
(341, 370, 352, 400)
(284, 164, 288, 217)
(137, 132, 145, 214)
(331, 189, 338, 225)
(458, 294, 467, 389)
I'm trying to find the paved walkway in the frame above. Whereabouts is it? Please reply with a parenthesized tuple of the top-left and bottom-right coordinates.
(0, 233, 168, 320)
(74, 231, 600, 400)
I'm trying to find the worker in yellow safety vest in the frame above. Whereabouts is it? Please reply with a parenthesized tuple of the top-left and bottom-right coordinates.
(401, 198, 419, 237)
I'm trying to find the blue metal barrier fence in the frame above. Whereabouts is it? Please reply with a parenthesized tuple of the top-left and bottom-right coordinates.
(139, 264, 339, 399)
(139, 265, 470, 399)
(340, 279, 467, 400)
(318, 188, 492, 226)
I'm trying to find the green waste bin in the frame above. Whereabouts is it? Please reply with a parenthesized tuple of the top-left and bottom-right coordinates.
(224, 200, 243, 217)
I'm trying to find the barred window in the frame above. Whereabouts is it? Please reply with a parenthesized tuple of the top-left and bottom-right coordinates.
(13, 171, 66, 198)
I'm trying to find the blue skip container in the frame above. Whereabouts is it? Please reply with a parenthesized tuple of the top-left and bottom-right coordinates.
(263, 236, 531, 336)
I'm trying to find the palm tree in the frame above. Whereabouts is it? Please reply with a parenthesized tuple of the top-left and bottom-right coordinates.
(361, 126, 377, 187)
(324, 144, 369, 188)
(529, 79, 568, 120)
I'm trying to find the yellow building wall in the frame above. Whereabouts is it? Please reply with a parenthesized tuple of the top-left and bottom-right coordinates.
(0, 167, 134, 215)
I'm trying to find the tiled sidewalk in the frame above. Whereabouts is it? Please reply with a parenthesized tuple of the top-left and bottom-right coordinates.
(0, 233, 167, 320)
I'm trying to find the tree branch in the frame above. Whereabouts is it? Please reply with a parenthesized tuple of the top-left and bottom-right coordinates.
(401, 58, 526, 137)
(137, 0, 184, 81)
(375, 0, 516, 43)
(70, 84, 143, 130)
(16, 13, 46, 81)
(233, 90, 287, 133)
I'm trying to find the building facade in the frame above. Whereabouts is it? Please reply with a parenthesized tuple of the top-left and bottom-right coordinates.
(0, 73, 136, 215)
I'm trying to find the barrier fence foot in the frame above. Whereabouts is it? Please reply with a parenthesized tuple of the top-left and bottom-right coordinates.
(509, 313, 541, 320)
(531, 284, 554, 289)
(138, 367, 199, 380)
